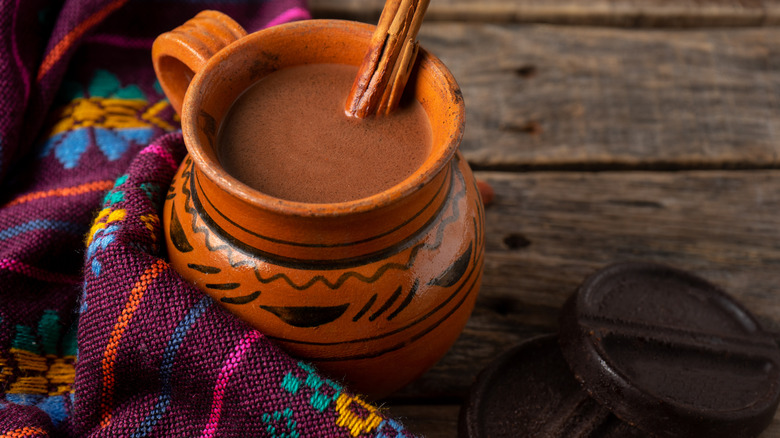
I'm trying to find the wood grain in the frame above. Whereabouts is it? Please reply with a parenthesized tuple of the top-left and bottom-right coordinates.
(309, 0, 780, 27)
(415, 23, 780, 170)
(384, 169, 780, 437)
(310, 2, 780, 435)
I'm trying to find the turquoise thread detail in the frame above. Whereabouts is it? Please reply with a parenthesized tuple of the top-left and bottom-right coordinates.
(281, 362, 342, 413)
(305, 373, 322, 391)
(298, 362, 316, 374)
(62, 321, 78, 357)
(103, 175, 128, 205)
(281, 373, 301, 394)
(89, 70, 145, 99)
(12, 325, 39, 353)
(310, 391, 332, 412)
(103, 191, 124, 206)
(261, 408, 299, 438)
(140, 182, 161, 202)
(37, 310, 61, 356)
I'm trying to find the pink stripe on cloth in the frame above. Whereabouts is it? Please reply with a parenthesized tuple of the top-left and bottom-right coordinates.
(201, 331, 261, 437)
(265, 6, 311, 28)
(140, 143, 179, 170)
(0, 258, 80, 284)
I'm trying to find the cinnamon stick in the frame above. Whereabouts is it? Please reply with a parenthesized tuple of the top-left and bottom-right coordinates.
(345, 0, 430, 118)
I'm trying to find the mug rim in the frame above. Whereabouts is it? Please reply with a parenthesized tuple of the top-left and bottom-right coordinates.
(181, 19, 465, 218)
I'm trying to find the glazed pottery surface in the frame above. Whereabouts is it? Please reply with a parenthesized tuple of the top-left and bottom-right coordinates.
(153, 11, 484, 398)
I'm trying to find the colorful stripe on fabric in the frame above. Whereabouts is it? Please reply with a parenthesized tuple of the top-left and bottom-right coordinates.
(3, 180, 114, 207)
(37, 0, 131, 81)
(0, 220, 83, 241)
(200, 331, 261, 438)
(131, 296, 212, 437)
(0, 259, 80, 284)
(0, 426, 48, 438)
(139, 143, 179, 170)
(265, 6, 310, 27)
(100, 259, 168, 427)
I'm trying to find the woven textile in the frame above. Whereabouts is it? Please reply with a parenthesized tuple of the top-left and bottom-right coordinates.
(0, 0, 418, 436)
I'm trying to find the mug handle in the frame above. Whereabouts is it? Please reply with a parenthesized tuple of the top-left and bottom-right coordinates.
(152, 10, 247, 115)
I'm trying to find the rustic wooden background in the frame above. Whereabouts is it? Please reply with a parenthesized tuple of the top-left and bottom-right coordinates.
(309, 1, 780, 436)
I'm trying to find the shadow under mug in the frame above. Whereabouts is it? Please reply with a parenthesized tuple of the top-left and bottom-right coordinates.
(153, 10, 485, 399)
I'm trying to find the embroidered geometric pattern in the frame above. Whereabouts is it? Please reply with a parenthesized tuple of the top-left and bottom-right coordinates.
(261, 408, 300, 438)
(39, 70, 175, 169)
(0, 311, 77, 427)
(0, 0, 417, 435)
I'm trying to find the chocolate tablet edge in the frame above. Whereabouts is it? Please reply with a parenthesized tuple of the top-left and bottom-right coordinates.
(558, 262, 780, 438)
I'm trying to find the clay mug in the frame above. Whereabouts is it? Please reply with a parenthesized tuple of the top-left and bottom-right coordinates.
(152, 10, 485, 399)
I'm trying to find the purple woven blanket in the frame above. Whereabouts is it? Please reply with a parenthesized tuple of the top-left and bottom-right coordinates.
(0, 0, 417, 436)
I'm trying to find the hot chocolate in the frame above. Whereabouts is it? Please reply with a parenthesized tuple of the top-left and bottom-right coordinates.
(217, 63, 432, 204)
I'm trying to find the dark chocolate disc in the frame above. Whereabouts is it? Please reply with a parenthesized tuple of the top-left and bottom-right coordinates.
(459, 334, 651, 438)
(558, 262, 780, 438)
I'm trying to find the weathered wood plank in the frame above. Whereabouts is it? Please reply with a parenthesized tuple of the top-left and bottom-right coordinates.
(384, 169, 780, 436)
(309, 0, 780, 27)
(412, 24, 780, 170)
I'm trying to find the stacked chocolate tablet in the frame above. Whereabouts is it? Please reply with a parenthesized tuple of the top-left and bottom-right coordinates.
(460, 262, 780, 438)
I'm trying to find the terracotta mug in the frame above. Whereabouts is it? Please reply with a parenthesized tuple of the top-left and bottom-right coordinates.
(152, 10, 484, 399)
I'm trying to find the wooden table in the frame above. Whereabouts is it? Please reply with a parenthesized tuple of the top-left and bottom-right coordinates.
(310, 1, 780, 436)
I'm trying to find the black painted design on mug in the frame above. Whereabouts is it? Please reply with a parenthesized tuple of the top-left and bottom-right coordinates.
(428, 242, 473, 288)
(206, 282, 240, 290)
(353, 294, 378, 322)
(173, 156, 482, 339)
(221, 290, 261, 305)
(387, 279, 420, 321)
(259, 304, 351, 328)
(169, 202, 193, 253)
(166, 183, 177, 200)
(274, 256, 484, 361)
(179, 157, 467, 291)
(369, 286, 403, 322)
(188, 263, 221, 274)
